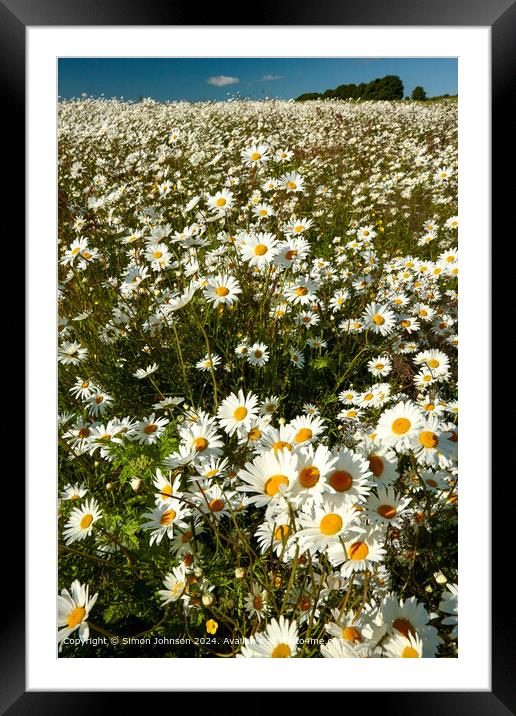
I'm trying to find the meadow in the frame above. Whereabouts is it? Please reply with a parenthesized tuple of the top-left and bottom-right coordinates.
(57, 97, 458, 658)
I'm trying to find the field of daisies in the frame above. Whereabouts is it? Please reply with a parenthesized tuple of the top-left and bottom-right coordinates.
(57, 97, 458, 659)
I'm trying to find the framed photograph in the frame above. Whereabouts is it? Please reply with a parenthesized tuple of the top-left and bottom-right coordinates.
(9, 0, 507, 707)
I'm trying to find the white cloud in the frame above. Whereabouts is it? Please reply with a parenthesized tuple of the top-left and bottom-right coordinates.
(207, 75, 240, 87)
(260, 74, 284, 81)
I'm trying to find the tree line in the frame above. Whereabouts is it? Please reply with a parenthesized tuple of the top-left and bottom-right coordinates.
(296, 75, 431, 102)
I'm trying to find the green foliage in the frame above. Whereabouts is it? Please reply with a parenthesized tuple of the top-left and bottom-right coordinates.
(411, 86, 428, 101)
(296, 75, 404, 101)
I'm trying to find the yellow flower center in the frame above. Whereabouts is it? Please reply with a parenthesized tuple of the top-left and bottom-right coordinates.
(254, 244, 268, 256)
(248, 427, 261, 441)
(67, 606, 86, 628)
(259, 209, 267, 216)
(209, 498, 225, 513)
(392, 417, 411, 435)
(144, 424, 157, 434)
(349, 541, 369, 560)
(264, 474, 289, 497)
(216, 197, 226, 207)
(287, 181, 297, 190)
(253, 595, 263, 610)
(424, 403, 435, 411)
(285, 249, 298, 260)
(375, 364, 384, 371)
(274, 524, 290, 541)
(215, 286, 229, 296)
(272, 643, 291, 658)
(233, 406, 248, 421)
(272, 440, 292, 454)
(80, 514, 93, 529)
(78, 427, 90, 438)
(372, 314, 385, 325)
(295, 286, 308, 296)
(329, 470, 353, 492)
(393, 618, 416, 639)
(401, 320, 411, 328)
(363, 393, 374, 402)
(378, 504, 397, 519)
(160, 484, 173, 499)
(193, 437, 208, 451)
(428, 359, 440, 368)
(342, 627, 362, 643)
(294, 428, 312, 443)
(294, 225, 304, 233)
(299, 465, 320, 488)
(319, 513, 343, 536)
(153, 251, 163, 259)
(160, 509, 176, 525)
(419, 431, 438, 448)
(402, 646, 419, 658)
(250, 152, 261, 161)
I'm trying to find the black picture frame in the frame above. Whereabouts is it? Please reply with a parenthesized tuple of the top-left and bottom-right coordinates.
(10, 0, 510, 710)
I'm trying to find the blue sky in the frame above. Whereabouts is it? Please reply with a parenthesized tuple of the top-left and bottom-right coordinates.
(58, 58, 457, 102)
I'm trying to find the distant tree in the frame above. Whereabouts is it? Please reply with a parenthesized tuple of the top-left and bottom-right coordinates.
(296, 75, 404, 102)
(411, 86, 427, 101)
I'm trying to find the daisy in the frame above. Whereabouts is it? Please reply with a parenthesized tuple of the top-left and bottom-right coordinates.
(57, 580, 98, 651)
(321, 637, 365, 658)
(362, 302, 396, 336)
(414, 349, 450, 379)
(142, 502, 189, 546)
(217, 389, 259, 436)
(367, 355, 392, 378)
(412, 416, 451, 467)
(254, 513, 298, 561)
(325, 448, 372, 506)
(284, 217, 313, 237)
(84, 390, 114, 417)
(289, 349, 305, 368)
(240, 616, 298, 658)
(252, 202, 274, 221)
(179, 418, 224, 460)
(60, 483, 87, 501)
(133, 363, 159, 380)
(131, 413, 169, 444)
(207, 188, 234, 213)
(158, 565, 188, 605)
(62, 498, 102, 545)
(58, 341, 88, 365)
(274, 237, 311, 268)
(296, 501, 363, 554)
(439, 583, 458, 638)
(284, 276, 318, 306)
(195, 483, 234, 521)
(383, 632, 423, 658)
(275, 147, 294, 162)
(329, 290, 350, 312)
(376, 401, 425, 450)
(69, 377, 96, 400)
(145, 243, 171, 271)
(373, 594, 441, 657)
(244, 583, 269, 621)
(280, 171, 305, 193)
(237, 448, 298, 507)
(259, 423, 295, 455)
(260, 395, 280, 417)
(242, 144, 269, 166)
(239, 232, 279, 269)
(366, 486, 411, 527)
(329, 529, 386, 578)
(289, 414, 326, 446)
(152, 469, 183, 507)
(195, 353, 223, 371)
(193, 456, 230, 482)
(246, 342, 269, 367)
(290, 444, 337, 506)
